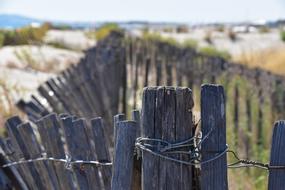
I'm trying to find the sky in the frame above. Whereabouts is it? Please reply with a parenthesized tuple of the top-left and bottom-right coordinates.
(0, 0, 284, 23)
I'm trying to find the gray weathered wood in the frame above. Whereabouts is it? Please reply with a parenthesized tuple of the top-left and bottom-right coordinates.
(131, 110, 141, 190)
(159, 87, 176, 189)
(90, 117, 112, 190)
(6, 116, 44, 189)
(113, 114, 126, 146)
(17, 122, 58, 190)
(141, 87, 159, 190)
(111, 121, 137, 190)
(37, 114, 75, 190)
(72, 119, 102, 189)
(268, 121, 285, 190)
(175, 87, 194, 189)
(201, 84, 228, 190)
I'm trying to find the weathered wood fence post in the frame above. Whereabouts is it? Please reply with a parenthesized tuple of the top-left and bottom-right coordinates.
(201, 84, 228, 190)
(268, 121, 285, 189)
(141, 86, 194, 190)
(111, 121, 137, 190)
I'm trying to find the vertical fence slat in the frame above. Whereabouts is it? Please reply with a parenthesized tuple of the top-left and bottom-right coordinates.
(131, 110, 141, 190)
(37, 114, 75, 190)
(17, 123, 58, 190)
(141, 87, 158, 190)
(111, 121, 137, 190)
(268, 121, 285, 189)
(6, 117, 44, 190)
(90, 117, 112, 190)
(201, 84, 228, 190)
(159, 87, 175, 189)
(72, 119, 102, 189)
(175, 87, 194, 189)
(113, 114, 126, 147)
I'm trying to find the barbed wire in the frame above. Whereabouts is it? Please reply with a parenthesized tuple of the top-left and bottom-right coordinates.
(1, 154, 112, 170)
(2, 125, 285, 171)
(135, 127, 285, 171)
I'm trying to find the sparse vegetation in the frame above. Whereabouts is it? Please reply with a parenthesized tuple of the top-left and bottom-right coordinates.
(176, 25, 189, 33)
(228, 30, 237, 42)
(204, 31, 213, 44)
(235, 47, 285, 75)
(280, 30, 285, 42)
(200, 46, 231, 60)
(0, 22, 50, 46)
(94, 23, 122, 41)
(259, 26, 270, 33)
(0, 80, 24, 136)
(182, 38, 198, 49)
(216, 25, 225, 32)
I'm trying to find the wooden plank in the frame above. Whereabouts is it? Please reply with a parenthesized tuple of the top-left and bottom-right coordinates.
(17, 122, 58, 190)
(159, 87, 176, 189)
(37, 114, 75, 190)
(141, 86, 159, 190)
(62, 117, 102, 189)
(131, 110, 141, 190)
(155, 58, 162, 86)
(111, 121, 137, 190)
(6, 116, 44, 190)
(60, 116, 90, 189)
(132, 110, 141, 138)
(113, 114, 126, 146)
(268, 121, 285, 189)
(72, 119, 102, 189)
(132, 54, 139, 109)
(201, 84, 228, 190)
(175, 87, 194, 189)
(90, 117, 112, 190)
(245, 92, 252, 160)
(233, 84, 239, 147)
(144, 57, 150, 87)
(0, 146, 28, 190)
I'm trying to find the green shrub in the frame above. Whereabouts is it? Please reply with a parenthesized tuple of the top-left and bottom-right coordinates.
(204, 31, 213, 44)
(259, 26, 270, 33)
(281, 31, 285, 42)
(182, 39, 198, 49)
(216, 25, 225, 32)
(0, 23, 50, 46)
(228, 30, 237, 42)
(95, 23, 121, 41)
(199, 46, 231, 60)
(142, 31, 163, 41)
(0, 33, 4, 47)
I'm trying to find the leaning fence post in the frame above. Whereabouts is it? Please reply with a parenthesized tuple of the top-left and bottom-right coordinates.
(131, 110, 141, 190)
(201, 84, 228, 190)
(268, 121, 285, 189)
(111, 121, 137, 190)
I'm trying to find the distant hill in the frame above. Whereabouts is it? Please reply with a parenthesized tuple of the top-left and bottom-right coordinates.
(0, 14, 188, 30)
(0, 14, 42, 29)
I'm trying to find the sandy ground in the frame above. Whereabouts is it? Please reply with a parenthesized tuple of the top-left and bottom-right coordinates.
(44, 30, 96, 50)
(157, 29, 285, 56)
(1, 29, 284, 104)
(0, 44, 83, 102)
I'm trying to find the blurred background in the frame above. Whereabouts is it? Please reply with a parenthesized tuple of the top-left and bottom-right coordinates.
(0, 0, 284, 189)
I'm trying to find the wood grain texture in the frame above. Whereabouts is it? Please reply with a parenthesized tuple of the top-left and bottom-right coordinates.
(111, 121, 137, 190)
(201, 84, 228, 190)
(268, 121, 285, 190)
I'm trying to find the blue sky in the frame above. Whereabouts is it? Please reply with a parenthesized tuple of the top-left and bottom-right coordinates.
(0, 0, 284, 23)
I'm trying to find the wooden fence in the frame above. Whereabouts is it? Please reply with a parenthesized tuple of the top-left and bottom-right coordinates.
(0, 85, 285, 189)
(16, 31, 285, 161)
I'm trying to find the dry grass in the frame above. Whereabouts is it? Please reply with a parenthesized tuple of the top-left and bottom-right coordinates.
(234, 47, 285, 75)
(0, 80, 24, 136)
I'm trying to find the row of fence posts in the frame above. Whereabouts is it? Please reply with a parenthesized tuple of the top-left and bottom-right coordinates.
(2, 84, 285, 189)
(16, 33, 285, 167)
